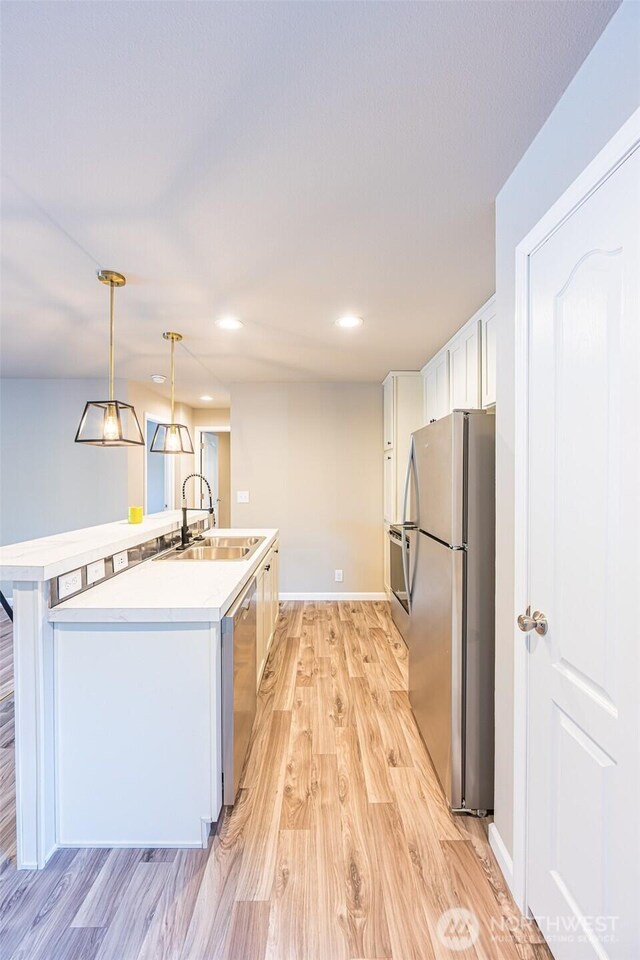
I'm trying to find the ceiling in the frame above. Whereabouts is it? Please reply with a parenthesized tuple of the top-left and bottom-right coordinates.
(1, 1, 617, 407)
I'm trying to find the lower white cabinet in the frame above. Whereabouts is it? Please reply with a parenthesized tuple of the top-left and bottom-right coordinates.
(383, 452, 394, 523)
(256, 541, 279, 687)
(383, 523, 391, 595)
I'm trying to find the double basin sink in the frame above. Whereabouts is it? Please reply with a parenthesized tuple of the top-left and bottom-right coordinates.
(156, 534, 265, 563)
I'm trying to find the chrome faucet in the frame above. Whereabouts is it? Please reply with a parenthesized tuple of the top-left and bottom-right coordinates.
(178, 473, 215, 550)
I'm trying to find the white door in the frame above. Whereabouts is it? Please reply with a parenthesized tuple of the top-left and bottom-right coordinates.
(525, 147, 639, 958)
(145, 418, 174, 513)
(199, 432, 218, 505)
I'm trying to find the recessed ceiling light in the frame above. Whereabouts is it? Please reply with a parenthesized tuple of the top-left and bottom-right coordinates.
(216, 315, 243, 330)
(150, 374, 166, 384)
(335, 314, 363, 329)
(200, 395, 213, 402)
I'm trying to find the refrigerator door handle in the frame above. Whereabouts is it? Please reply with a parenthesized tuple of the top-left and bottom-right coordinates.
(401, 525, 411, 613)
(401, 438, 418, 611)
(402, 436, 418, 529)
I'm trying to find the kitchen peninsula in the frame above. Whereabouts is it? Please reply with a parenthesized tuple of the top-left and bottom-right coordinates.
(0, 511, 279, 869)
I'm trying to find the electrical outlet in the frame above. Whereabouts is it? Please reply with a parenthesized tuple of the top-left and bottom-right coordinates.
(334, 569, 343, 583)
(112, 550, 129, 572)
(58, 569, 82, 600)
(236, 490, 250, 504)
(86, 559, 106, 585)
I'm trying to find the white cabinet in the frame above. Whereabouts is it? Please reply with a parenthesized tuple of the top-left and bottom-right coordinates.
(383, 377, 394, 448)
(420, 294, 496, 420)
(422, 350, 450, 423)
(270, 545, 280, 630)
(449, 320, 480, 410)
(383, 452, 394, 523)
(256, 541, 280, 688)
(256, 568, 266, 684)
(381, 373, 423, 525)
(383, 523, 391, 595)
(480, 302, 496, 407)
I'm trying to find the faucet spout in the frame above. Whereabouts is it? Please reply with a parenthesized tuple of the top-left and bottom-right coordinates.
(178, 473, 215, 549)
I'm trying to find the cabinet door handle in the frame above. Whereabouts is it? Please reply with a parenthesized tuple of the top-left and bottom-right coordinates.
(264, 564, 271, 571)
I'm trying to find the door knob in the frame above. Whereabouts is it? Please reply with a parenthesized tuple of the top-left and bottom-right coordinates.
(517, 607, 548, 636)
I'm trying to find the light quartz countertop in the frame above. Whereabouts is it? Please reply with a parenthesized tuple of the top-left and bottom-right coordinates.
(0, 510, 211, 582)
(48, 528, 279, 623)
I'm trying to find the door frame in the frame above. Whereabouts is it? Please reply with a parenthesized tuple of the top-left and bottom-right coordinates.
(143, 413, 176, 514)
(193, 424, 230, 506)
(507, 108, 640, 915)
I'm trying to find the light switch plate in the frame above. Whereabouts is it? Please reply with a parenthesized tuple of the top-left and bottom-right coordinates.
(58, 569, 83, 600)
(334, 569, 344, 583)
(86, 559, 106, 585)
(236, 490, 250, 503)
(112, 550, 129, 572)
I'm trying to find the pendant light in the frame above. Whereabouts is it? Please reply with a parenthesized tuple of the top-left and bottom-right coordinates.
(75, 270, 144, 446)
(150, 332, 194, 454)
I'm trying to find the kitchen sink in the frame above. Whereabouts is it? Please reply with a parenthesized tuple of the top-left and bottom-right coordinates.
(202, 535, 264, 548)
(155, 535, 265, 562)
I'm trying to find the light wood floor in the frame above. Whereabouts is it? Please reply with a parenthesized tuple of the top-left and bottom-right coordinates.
(0, 610, 13, 702)
(0, 601, 552, 959)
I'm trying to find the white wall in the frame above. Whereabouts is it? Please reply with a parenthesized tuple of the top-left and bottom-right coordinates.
(230, 382, 383, 595)
(0, 379, 129, 547)
(493, 1, 640, 858)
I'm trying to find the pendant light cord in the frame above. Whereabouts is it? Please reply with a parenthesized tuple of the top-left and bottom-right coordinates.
(170, 334, 176, 421)
(108, 282, 115, 403)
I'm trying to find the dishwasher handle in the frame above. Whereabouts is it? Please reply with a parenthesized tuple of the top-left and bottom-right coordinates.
(223, 576, 257, 631)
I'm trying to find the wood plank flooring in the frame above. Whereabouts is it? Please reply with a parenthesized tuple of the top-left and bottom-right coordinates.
(0, 601, 552, 959)
(0, 610, 13, 702)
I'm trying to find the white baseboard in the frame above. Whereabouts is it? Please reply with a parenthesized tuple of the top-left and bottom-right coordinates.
(57, 839, 205, 849)
(489, 822, 515, 895)
(279, 592, 388, 601)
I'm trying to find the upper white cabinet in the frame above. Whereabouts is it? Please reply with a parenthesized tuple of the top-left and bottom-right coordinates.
(422, 350, 450, 423)
(382, 372, 423, 523)
(480, 300, 496, 407)
(420, 295, 495, 422)
(449, 320, 480, 410)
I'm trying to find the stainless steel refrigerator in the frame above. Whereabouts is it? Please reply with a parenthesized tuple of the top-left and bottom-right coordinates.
(402, 410, 495, 814)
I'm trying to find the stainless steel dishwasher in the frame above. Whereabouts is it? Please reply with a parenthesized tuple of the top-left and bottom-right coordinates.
(221, 576, 257, 805)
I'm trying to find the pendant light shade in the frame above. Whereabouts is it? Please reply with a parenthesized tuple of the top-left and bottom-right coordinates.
(150, 332, 194, 454)
(75, 271, 144, 447)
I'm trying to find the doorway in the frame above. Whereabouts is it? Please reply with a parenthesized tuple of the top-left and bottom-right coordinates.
(194, 425, 231, 527)
(144, 416, 175, 514)
(510, 113, 639, 957)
